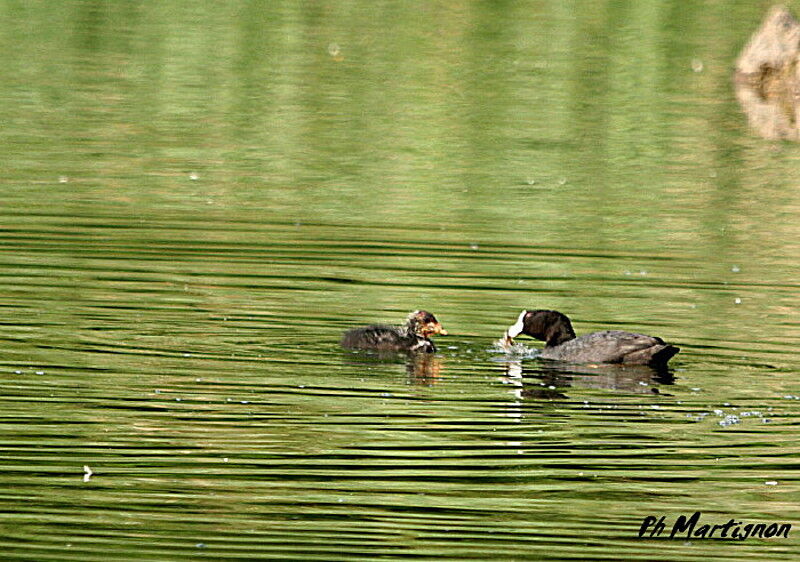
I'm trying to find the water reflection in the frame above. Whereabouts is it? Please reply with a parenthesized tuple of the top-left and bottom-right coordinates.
(3, 2, 800, 560)
(406, 353, 444, 385)
(499, 357, 674, 402)
(735, 5, 800, 140)
(500, 361, 568, 403)
(342, 349, 444, 385)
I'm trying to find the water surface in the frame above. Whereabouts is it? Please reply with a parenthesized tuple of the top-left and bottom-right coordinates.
(1, 1, 799, 560)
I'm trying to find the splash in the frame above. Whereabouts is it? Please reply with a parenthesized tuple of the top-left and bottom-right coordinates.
(490, 333, 539, 359)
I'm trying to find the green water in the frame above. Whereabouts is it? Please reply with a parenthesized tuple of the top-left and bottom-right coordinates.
(1, 1, 799, 560)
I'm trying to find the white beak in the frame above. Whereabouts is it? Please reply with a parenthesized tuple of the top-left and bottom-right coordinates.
(506, 310, 527, 338)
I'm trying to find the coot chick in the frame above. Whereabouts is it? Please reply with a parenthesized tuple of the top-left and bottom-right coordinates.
(504, 310, 679, 367)
(341, 310, 447, 353)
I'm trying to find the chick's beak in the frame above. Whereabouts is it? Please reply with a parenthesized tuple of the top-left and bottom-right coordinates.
(431, 322, 447, 336)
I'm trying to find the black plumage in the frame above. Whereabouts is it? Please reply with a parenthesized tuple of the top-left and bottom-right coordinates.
(341, 310, 447, 353)
(505, 309, 679, 367)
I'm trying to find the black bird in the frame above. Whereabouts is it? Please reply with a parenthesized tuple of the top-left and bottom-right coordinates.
(341, 310, 448, 353)
(504, 309, 679, 367)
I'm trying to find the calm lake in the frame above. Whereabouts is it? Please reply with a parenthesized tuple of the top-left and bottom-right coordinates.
(1, 1, 799, 560)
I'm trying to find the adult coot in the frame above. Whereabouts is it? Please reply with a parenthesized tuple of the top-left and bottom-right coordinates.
(504, 309, 678, 367)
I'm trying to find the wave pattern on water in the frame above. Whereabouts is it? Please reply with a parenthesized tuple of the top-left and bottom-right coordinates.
(3, 1, 800, 555)
(0, 215, 799, 560)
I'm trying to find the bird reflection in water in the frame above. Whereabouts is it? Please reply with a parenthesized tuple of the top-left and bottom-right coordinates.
(406, 353, 444, 385)
(499, 358, 675, 403)
(342, 349, 444, 385)
(498, 361, 561, 422)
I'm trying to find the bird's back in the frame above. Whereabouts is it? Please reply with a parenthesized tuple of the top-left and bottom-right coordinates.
(341, 325, 404, 350)
(540, 330, 678, 366)
(340, 324, 440, 352)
